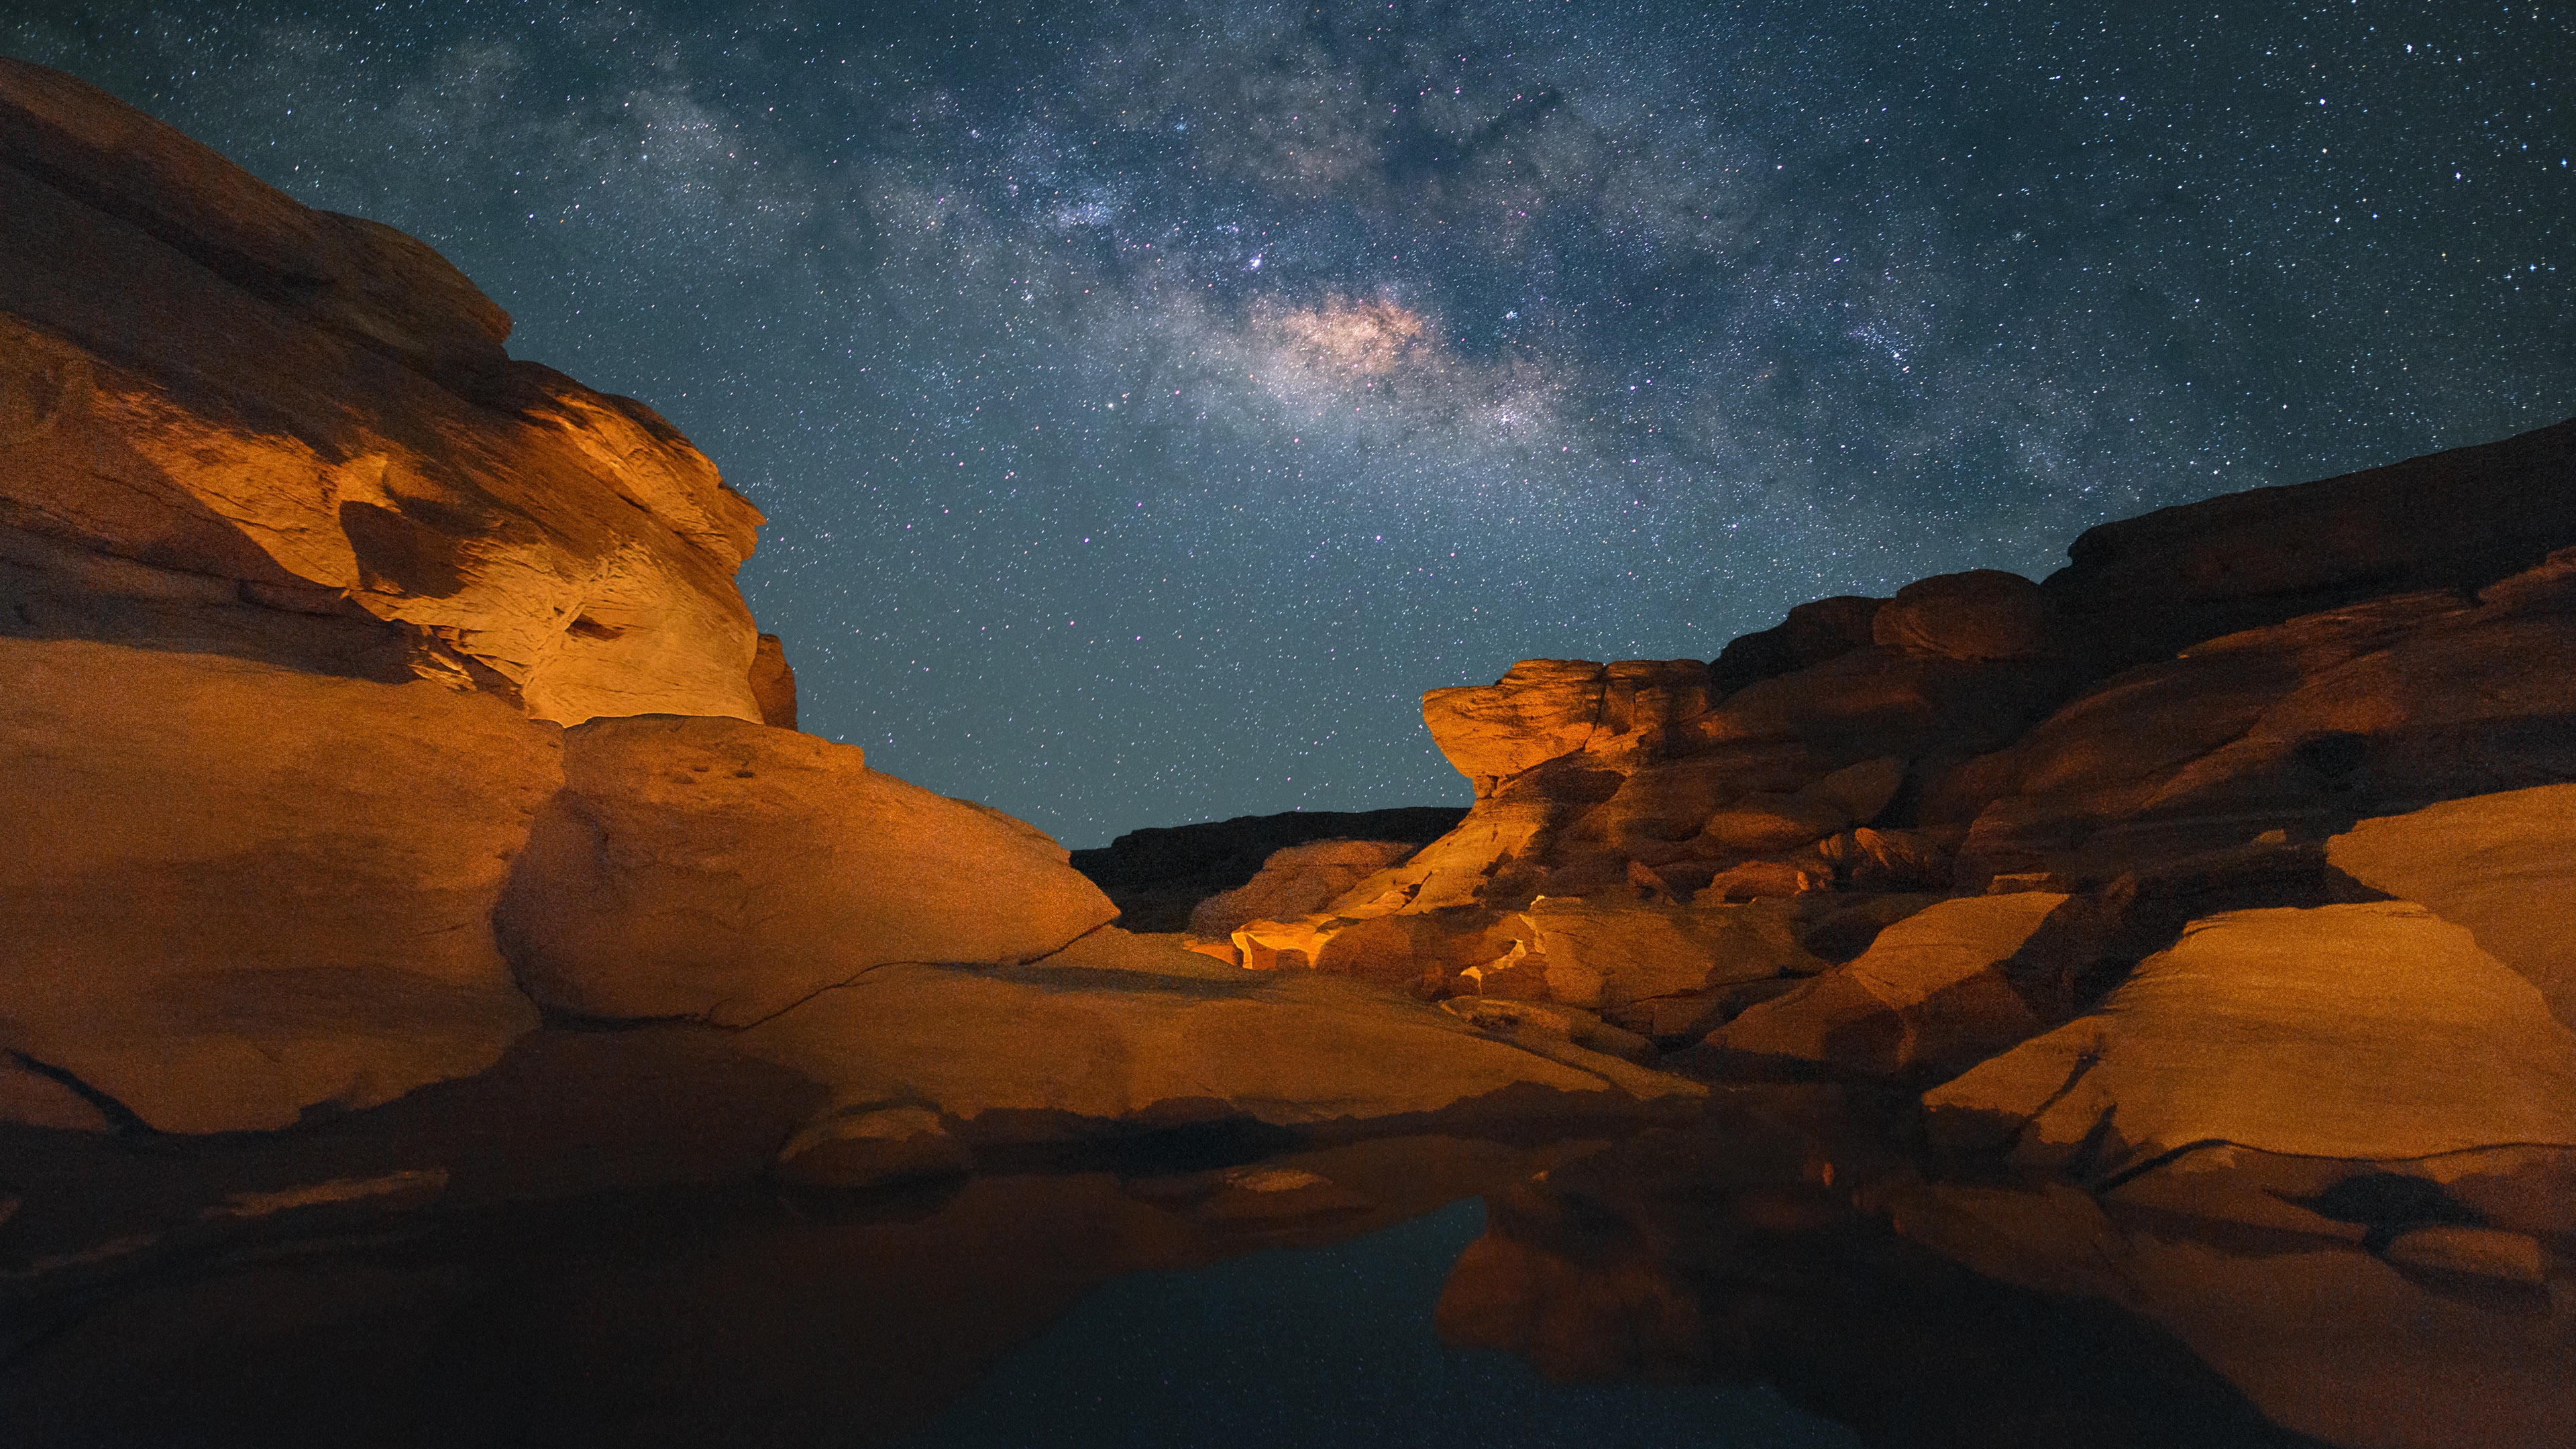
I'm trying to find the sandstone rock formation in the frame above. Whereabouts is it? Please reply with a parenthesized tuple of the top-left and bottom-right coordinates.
(495, 714, 1118, 1026)
(0, 637, 553, 1132)
(1870, 569, 2059, 661)
(1, 58, 767, 724)
(1422, 658, 1713, 796)
(2326, 784, 2576, 1030)
(749, 632, 797, 729)
(1944, 547, 2576, 890)
(0, 66, 1134, 1139)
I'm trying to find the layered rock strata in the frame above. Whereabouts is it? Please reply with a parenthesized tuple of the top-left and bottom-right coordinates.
(1, 57, 769, 723)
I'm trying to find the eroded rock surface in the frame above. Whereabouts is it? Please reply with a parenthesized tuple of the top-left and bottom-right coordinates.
(1, 58, 767, 724)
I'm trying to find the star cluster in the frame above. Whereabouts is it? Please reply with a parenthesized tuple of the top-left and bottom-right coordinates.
(11, 0, 2569, 843)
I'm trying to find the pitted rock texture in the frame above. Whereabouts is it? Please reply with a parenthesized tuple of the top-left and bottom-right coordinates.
(1, 58, 766, 724)
(496, 714, 1118, 1026)
(0, 637, 554, 1133)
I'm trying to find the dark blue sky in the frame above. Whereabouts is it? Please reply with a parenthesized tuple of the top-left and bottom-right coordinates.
(11, 1, 2570, 845)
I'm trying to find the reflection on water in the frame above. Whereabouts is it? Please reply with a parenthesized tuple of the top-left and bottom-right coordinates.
(2, 1080, 2565, 1448)
(903, 1197, 1860, 1449)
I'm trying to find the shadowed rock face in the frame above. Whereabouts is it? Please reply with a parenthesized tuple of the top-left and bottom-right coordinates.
(2041, 415, 2576, 667)
(0, 58, 769, 724)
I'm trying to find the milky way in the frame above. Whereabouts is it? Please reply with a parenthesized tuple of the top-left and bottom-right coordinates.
(11, 1, 2570, 843)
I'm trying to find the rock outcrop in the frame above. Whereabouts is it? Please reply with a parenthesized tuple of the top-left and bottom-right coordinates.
(2325, 784, 2576, 1030)
(495, 714, 1117, 1026)
(747, 952, 1704, 1187)
(0, 64, 1138, 1136)
(1, 57, 767, 724)
(1183, 837, 1425, 941)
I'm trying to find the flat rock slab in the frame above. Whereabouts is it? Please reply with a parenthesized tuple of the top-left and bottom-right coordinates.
(2328, 784, 2576, 1030)
(1925, 902, 2576, 1175)
(736, 962, 1703, 1144)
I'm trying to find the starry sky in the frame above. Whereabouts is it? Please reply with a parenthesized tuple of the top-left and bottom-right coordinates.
(9, 1, 2571, 845)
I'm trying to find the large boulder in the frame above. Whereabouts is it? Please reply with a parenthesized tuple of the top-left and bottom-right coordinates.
(2326, 785, 2576, 1030)
(1711, 892, 2069, 1077)
(0, 638, 554, 1132)
(494, 714, 1118, 1026)
(1421, 659, 1608, 793)
(1923, 903, 2576, 1177)
(1421, 658, 1713, 795)
(737, 958, 1704, 1173)
(1508, 897, 1820, 1012)
(0, 58, 767, 724)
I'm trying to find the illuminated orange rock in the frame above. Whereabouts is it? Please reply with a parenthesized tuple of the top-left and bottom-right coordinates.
(1709, 892, 2067, 1077)
(1185, 837, 1424, 940)
(1069, 806, 1465, 932)
(1697, 859, 1821, 901)
(2327, 785, 2576, 1030)
(749, 632, 797, 729)
(0, 638, 553, 1133)
(1508, 897, 1819, 1012)
(1422, 658, 1713, 795)
(1924, 903, 2576, 1175)
(1422, 659, 1609, 793)
(738, 958, 1702, 1147)
(0, 58, 766, 724)
(496, 714, 1118, 1026)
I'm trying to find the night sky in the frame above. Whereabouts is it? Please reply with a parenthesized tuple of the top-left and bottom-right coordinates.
(9, 2, 2570, 845)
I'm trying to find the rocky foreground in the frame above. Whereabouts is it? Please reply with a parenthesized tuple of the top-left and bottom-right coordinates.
(3, 56, 2572, 1449)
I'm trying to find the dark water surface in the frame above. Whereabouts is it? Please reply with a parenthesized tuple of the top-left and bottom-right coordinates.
(901, 1198, 1860, 1449)
(3, 1058, 2563, 1449)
